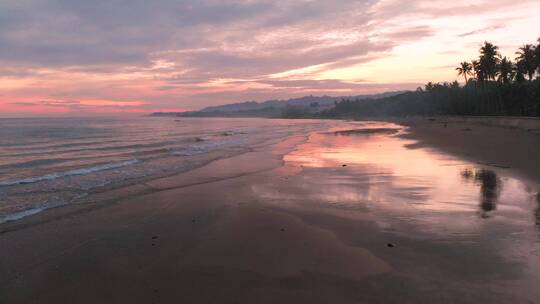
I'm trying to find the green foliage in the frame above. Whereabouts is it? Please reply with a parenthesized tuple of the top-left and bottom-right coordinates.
(516, 44, 537, 81)
(478, 42, 500, 81)
(467, 40, 539, 84)
(536, 38, 540, 74)
(313, 38, 540, 118)
(283, 38, 540, 119)
(456, 61, 473, 83)
(319, 80, 540, 118)
(497, 57, 514, 84)
(281, 105, 315, 118)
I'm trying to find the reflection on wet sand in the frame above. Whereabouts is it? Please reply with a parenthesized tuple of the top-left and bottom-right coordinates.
(534, 192, 540, 230)
(258, 122, 540, 302)
(461, 168, 501, 218)
(278, 122, 538, 236)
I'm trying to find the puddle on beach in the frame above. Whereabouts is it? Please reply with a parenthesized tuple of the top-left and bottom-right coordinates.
(275, 122, 540, 235)
(251, 121, 540, 300)
(255, 121, 540, 262)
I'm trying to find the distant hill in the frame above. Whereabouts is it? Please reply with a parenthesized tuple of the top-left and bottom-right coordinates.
(150, 92, 406, 118)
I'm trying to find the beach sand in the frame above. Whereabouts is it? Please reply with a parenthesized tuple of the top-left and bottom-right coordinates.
(401, 117, 540, 184)
(1, 119, 539, 304)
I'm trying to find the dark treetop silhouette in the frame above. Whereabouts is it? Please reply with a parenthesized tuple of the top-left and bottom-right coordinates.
(287, 39, 540, 118)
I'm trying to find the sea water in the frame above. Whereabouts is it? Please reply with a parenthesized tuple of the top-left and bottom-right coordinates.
(0, 116, 330, 223)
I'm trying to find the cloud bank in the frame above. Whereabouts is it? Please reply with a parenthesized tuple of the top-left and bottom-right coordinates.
(0, 0, 538, 113)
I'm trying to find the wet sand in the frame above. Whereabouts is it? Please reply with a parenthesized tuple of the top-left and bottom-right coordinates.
(401, 117, 540, 184)
(1, 120, 540, 303)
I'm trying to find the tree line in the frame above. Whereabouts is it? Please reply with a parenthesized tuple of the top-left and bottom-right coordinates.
(455, 39, 539, 84)
(285, 39, 540, 118)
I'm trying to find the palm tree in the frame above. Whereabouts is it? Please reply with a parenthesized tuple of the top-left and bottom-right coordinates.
(514, 60, 527, 83)
(479, 41, 500, 81)
(534, 38, 540, 74)
(425, 82, 435, 92)
(497, 57, 514, 84)
(515, 44, 536, 81)
(456, 61, 473, 83)
(472, 60, 485, 83)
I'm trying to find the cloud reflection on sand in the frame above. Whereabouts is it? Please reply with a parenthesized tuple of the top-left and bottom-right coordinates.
(257, 122, 537, 238)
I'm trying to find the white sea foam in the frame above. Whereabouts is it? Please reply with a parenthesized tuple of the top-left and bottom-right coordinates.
(171, 138, 246, 156)
(0, 159, 139, 187)
(0, 207, 47, 224)
(0, 117, 329, 225)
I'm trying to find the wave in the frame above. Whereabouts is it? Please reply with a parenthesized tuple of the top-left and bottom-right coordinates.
(0, 207, 47, 224)
(0, 159, 139, 187)
(1, 136, 205, 158)
(0, 158, 67, 171)
(171, 137, 246, 156)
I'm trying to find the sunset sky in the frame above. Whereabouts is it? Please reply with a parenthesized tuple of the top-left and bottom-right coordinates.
(1, 0, 539, 115)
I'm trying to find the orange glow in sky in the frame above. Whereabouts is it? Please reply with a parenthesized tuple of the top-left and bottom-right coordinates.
(0, 0, 539, 115)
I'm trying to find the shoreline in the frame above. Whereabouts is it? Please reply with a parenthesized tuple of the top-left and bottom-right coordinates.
(0, 132, 311, 234)
(1, 118, 539, 303)
(3, 116, 539, 233)
(0, 117, 332, 228)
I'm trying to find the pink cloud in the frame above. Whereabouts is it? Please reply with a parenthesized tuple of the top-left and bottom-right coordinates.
(0, 0, 538, 113)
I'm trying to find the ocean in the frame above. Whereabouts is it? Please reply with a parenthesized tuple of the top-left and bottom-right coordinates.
(0, 116, 331, 223)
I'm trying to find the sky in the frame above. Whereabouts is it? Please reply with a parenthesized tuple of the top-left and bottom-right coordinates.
(1, 0, 539, 115)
